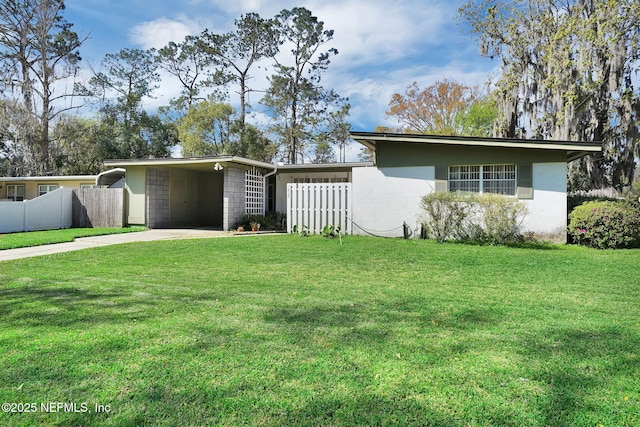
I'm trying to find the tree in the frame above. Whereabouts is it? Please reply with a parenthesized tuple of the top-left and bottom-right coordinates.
(199, 13, 279, 139)
(178, 97, 278, 161)
(455, 97, 498, 137)
(81, 48, 176, 158)
(386, 79, 480, 135)
(156, 35, 218, 114)
(312, 141, 336, 163)
(52, 115, 104, 174)
(0, 99, 35, 175)
(262, 7, 350, 164)
(312, 97, 350, 163)
(235, 123, 278, 163)
(0, 0, 84, 175)
(178, 98, 234, 157)
(459, 0, 640, 190)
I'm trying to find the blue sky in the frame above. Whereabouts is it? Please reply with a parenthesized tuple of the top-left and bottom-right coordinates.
(64, 0, 498, 158)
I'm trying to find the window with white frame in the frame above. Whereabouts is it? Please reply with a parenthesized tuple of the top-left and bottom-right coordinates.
(449, 164, 516, 195)
(38, 184, 59, 196)
(245, 167, 264, 215)
(449, 165, 480, 193)
(7, 184, 25, 201)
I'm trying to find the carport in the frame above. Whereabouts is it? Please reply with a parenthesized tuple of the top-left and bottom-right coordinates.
(103, 156, 276, 230)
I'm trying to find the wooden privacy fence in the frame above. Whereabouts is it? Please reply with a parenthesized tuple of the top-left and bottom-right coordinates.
(287, 183, 352, 234)
(72, 188, 125, 228)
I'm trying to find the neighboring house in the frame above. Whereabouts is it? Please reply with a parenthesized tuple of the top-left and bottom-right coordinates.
(0, 175, 98, 201)
(0, 176, 100, 233)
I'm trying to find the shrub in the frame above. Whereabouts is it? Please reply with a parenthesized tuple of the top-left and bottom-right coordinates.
(292, 224, 309, 237)
(320, 225, 342, 239)
(419, 192, 475, 243)
(234, 212, 286, 231)
(473, 193, 528, 245)
(568, 194, 617, 214)
(420, 192, 527, 244)
(568, 201, 640, 249)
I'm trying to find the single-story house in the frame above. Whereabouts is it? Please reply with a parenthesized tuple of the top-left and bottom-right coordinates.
(100, 132, 599, 241)
(0, 175, 98, 201)
(2, 132, 599, 240)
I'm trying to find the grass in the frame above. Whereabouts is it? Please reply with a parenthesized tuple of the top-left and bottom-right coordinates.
(0, 227, 146, 250)
(0, 235, 638, 426)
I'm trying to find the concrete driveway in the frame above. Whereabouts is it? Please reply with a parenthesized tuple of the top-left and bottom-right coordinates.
(0, 229, 233, 262)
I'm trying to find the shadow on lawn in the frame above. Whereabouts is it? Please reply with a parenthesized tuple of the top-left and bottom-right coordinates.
(0, 286, 156, 327)
(261, 302, 638, 425)
(262, 299, 506, 357)
(451, 239, 562, 250)
(263, 299, 505, 333)
(520, 326, 640, 426)
(280, 393, 464, 427)
(283, 392, 541, 427)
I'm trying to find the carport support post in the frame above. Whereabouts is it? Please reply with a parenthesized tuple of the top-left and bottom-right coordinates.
(222, 167, 246, 231)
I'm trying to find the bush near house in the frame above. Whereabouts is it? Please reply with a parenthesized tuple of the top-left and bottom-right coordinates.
(420, 192, 527, 245)
(419, 192, 475, 243)
(466, 193, 528, 245)
(568, 201, 640, 249)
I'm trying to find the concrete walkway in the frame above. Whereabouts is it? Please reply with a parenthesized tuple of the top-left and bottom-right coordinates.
(0, 229, 233, 262)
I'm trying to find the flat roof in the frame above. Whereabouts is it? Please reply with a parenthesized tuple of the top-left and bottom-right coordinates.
(350, 131, 602, 162)
(0, 175, 97, 182)
(104, 155, 277, 172)
(277, 162, 373, 173)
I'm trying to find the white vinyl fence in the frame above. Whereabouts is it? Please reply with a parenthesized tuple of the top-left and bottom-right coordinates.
(0, 187, 73, 233)
(287, 183, 352, 234)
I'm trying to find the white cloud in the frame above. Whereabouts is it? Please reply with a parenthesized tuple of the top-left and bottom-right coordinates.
(129, 17, 202, 49)
(120, 0, 495, 134)
(195, 0, 285, 16)
(309, 0, 450, 67)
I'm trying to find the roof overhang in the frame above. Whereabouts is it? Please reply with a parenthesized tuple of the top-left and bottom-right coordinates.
(103, 156, 277, 173)
(0, 175, 97, 182)
(350, 131, 602, 162)
(277, 161, 373, 173)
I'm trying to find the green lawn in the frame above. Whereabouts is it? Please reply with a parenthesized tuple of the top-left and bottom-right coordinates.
(0, 235, 638, 426)
(0, 227, 146, 250)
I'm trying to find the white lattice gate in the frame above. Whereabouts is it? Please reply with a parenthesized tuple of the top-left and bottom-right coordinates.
(287, 183, 352, 234)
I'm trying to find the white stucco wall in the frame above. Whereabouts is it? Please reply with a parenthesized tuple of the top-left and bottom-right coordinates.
(350, 162, 567, 240)
(521, 162, 567, 240)
(351, 166, 435, 237)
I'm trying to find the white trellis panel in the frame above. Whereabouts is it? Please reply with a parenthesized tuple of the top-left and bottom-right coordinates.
(245, 167, 264, 215)
(286, 183, 352, 234)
